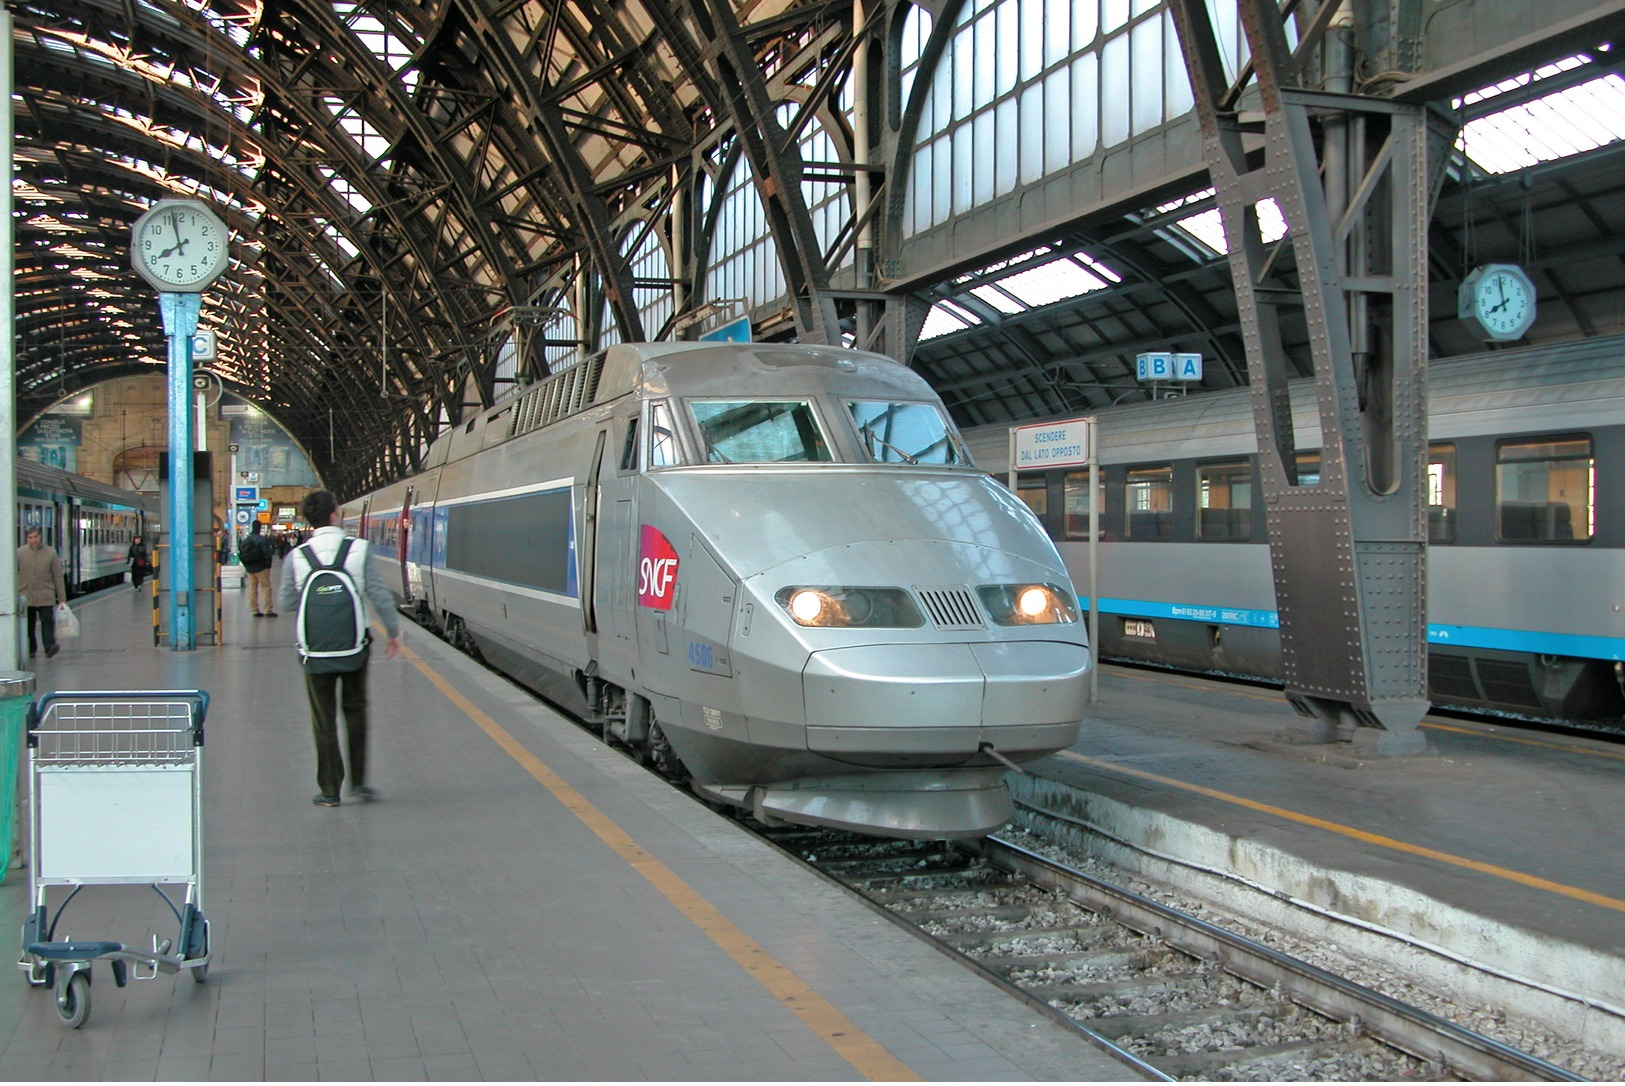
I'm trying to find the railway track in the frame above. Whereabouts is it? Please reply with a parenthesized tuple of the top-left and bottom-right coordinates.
(762, 828, 1584, 1082)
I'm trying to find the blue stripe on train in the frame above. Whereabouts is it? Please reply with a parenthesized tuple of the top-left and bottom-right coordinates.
(1080, 597, 1625, 662)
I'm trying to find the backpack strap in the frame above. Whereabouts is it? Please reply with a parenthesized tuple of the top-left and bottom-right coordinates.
(299, 537, 355, 577)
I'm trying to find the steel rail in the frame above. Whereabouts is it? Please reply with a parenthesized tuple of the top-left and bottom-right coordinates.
(978, 835, 1584, 1082)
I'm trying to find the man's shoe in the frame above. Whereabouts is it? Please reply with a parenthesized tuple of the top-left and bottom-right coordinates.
(349, 786, 377, 803)
(28, 650, 35, 658)
(45, 644, 59, 658)
(312, 794, 340, 807)
(265, 611, 279, 617)
(253, 612, 264, 618)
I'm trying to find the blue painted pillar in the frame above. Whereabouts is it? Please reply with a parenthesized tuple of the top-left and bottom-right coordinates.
(159, 292, 200, 650)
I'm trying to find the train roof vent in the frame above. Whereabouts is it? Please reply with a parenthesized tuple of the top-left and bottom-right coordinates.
(916, 585, 985, 631)
(508, 354, 607, 439)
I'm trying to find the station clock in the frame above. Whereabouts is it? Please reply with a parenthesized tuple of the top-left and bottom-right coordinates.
(1458, 263, 1536, 342)
(130, 199, 230, 292)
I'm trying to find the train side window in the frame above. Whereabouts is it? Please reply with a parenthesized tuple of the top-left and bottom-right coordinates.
(1428, 444, 1457, 544)
(1496, 436, 1593, 543)
(1062, 469, 1103, 540)
(648, 401, 683, 468)
(1016, 474, 1048, 518)
(1196, 461, 1252, 541)
(620, 416, 640, 471)
(1125, 465, 1175, 540)
(1295, 451, 1321, 486)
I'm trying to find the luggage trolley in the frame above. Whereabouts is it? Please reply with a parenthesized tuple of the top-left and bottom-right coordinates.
(15, 690, 211, 1028)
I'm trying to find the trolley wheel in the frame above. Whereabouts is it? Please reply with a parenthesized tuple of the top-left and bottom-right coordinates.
(192, 961, 209, 983)
(57, 973, 90, 1028)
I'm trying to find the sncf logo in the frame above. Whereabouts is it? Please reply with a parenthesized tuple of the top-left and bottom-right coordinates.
(638, 524, 679, 610)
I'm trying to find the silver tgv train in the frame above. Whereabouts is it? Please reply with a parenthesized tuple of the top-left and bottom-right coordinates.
(968, 338, 1625, 729)
(346, 341, 1092, 838)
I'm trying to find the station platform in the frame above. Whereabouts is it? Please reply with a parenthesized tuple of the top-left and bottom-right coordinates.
(1015, 662, 1625, 1058)
(0, 572, 1139, 1081)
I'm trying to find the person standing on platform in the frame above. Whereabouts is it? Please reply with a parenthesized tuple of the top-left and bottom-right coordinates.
(127, 534, 151, 591)
(239, 521, 277, 617)
(17, 527, 65, 659)
(277, 489, 401, 807)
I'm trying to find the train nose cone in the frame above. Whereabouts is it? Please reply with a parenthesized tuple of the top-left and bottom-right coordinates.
(802, 641, 1088, 760)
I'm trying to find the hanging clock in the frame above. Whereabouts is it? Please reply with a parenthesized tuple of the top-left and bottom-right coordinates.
(1458, 263, 1536, 342)
(131, 199, 230, 292)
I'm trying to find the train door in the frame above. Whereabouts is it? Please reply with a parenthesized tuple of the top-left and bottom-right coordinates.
(580, 430, 608, 640)
(593, 410, 641, 682)
(397, 485, 415, 600)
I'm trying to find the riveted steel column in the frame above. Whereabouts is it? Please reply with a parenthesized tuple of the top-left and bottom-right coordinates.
(1169, 0, 1430, 753)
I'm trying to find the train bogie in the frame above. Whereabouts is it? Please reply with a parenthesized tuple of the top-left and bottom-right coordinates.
(353, 342, 1093, 839)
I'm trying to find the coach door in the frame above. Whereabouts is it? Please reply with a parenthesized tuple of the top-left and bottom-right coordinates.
(592, 411, 640, 682)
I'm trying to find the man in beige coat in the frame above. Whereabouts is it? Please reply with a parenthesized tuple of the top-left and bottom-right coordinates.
(18, 527, 66, 658)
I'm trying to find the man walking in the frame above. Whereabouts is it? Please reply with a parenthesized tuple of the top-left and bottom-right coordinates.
(277, 490, 401, 807)
(239, 520, 277, 616)
(17, 527, 66, 658)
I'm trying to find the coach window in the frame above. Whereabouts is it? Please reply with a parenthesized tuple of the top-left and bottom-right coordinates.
(1295, 451, 1321, 486)
(619, 415, 640, 471)
(1496, 436, 1593, 543)
(1125, 466, 1175, 540)
(1016, 475, 1048, 520)
(1062, 469, 1103, 540)
(648, 401, 683, 468)
(1196, 461, 1252, 541)
(1427, 444, 1458, 544)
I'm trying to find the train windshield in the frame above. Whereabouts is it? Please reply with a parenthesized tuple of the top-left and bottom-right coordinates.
(848, 401, 968, 466)
(689, 400, 832, 463)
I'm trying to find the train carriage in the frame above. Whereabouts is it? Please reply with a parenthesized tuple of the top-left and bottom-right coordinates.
(968, 338, 1625, 729)
(15, 459, 160, 596)
(349, 342, 1093, 839)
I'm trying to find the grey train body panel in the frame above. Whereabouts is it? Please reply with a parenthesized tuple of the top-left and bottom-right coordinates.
(965, 338, 1625, 726)
(347, 342, 1092, 838)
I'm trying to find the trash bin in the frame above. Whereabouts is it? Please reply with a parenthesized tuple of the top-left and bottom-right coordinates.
(0, 670, 36, 883)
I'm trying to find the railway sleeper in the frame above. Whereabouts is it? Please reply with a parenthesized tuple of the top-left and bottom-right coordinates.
(1151, 1037, 1407, 1081)
(970, 944, 1181, 975)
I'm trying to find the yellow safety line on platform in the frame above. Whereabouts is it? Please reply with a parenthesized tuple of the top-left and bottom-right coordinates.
(1057, 751, 1625, 914)
(400, 642, 920, 1082)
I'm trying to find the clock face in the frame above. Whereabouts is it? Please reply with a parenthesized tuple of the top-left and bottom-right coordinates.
(1461, 264, 1536, 341)
(132, 201, 229, 291)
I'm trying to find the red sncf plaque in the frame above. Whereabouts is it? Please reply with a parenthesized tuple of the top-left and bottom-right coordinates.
(638, 525, 679, 610)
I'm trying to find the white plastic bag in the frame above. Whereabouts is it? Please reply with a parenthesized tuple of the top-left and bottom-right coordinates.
(54, 602, 80, 640)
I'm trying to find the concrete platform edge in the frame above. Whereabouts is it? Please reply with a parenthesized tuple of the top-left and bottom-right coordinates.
(1006, 773, 1625, 1059)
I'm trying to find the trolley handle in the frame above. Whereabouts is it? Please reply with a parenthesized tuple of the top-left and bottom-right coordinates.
(27, 689, 209, 748)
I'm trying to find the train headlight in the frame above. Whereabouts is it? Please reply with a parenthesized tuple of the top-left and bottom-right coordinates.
(977, 583, 1078, 626)
(775, 586, 925, 628)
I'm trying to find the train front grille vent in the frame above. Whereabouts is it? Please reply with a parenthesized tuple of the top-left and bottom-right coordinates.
(916, 586, 984, 631)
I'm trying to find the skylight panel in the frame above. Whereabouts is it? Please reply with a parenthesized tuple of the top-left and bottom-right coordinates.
(1457, 72, 1625, 173)
(920, 300, 978, 340)
(995, 256, 1111, 308)
(969, 284, 1026, 314)
(1175, 198, 1288, 255)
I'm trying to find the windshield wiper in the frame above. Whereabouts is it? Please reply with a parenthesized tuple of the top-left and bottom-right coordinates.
(861, 425, 918, 464)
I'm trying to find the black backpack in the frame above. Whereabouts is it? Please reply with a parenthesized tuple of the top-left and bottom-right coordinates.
(240, 533, 267, 566)
(294, 538, 369, 674)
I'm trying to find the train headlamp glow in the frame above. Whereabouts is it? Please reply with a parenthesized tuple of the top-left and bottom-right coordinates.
(788, 589, 825, 623)
(977, 583, 1078, 626)
(775, 586, 925, 628)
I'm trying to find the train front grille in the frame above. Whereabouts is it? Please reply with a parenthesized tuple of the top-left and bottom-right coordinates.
(916, 585, 985, 631)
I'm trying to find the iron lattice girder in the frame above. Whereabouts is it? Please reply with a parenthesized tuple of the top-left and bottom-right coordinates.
(1169, 0, 1431, 746)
